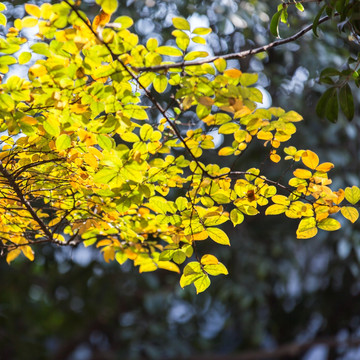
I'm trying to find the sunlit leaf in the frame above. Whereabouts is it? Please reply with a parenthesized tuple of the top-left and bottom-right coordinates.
(345, 186, 360, 205)
(341, 206, 359, 223)
(206, 227, 230, 246)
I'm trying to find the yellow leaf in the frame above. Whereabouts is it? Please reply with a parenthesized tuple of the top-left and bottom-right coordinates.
(21, 245, 35, 261)
(206, 227, 230, 246)
(25, 4, 41, 18)
(102, 246, 115, 262)
(316, 162, 334, 172)
(48, 218, 61, 227)
(158, 261, 180, 273)
(172, 17, 190, 31)
(270, 152, 281, 163)
(153, 75, 168, 93)
(187, 230, 208, 241)
(296, 217, 317, 239)
(95, 0, 118, 14)
(317, 218, 341, 231)
(265, 204, 287, 215)
(139, 262, 157, 272)
(218, 147, 235, 156)
(302, 150, 319, 170)
(156, 46, 182, 57)
(214, 58, 226, 72)
(93, 10, 110, 30)
(29, 64, 47, 78)
(6, 249, 21, 264)
(84, 153, 98, 169)
(201, 254, 219, 265)
(297, 227, 318, 239)
(293, 168, 312, 179)
(271, 195, 290, 205)
(22, 17, 38, 27)
(203, 263, 228, 276)
(224, 69, 242, 78)
(19, 52, 32, 65)
(115, 252, 128, 265)
(341, 206, 359, 223)
(194, 274, 211, 294)
(345, 186, 360, 205)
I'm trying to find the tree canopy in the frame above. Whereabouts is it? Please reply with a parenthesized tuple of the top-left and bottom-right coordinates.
(1, 0, 360, 359)
(0, 0, 359, 294)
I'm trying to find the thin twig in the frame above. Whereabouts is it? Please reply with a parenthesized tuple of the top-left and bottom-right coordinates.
(134, 15, 333, 73)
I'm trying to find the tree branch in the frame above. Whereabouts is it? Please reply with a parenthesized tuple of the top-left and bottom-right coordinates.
(133, 15, 333, 73)
(64, 0, 211, 177)
(0, 162, 53, 241)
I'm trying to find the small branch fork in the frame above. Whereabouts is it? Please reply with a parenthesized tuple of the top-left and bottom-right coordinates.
(0, 162, 53, 241)
(133, 15, 332, 73)
(64, 0, 210, 176)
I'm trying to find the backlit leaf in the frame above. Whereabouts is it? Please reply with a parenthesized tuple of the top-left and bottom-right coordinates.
(302, 150, 319, 170)
(206, 227, 230, 246)
(56, 134, 71, 151)
(172, 17, 190, 31)
(341, 206, 359, 223)
(345, 186, 360, 205)
(25, 4, 41, 17)
(95, 0, 118, 14)
(156, 46, 182, 57)
(317, 218, 341, 231)
(194, 274, 211, 293)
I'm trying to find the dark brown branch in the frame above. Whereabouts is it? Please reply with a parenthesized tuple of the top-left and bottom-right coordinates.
(64, 0, 211, 177)
(134, 15, 333, 73)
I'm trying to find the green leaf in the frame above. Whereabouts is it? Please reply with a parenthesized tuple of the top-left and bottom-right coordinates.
(30, 43, 51, 57)
(43, 118, 60, 137)
(316, 87, 336, 119)
(95, 0, 118, 14)
(206, 227, 230, 246)
(313, 4, 326, 37)
(240, 73, 258, 86)
(295, 2, 304, 11)
(317, 218, 341, 231)
(55, 134, 71, 151)
(270, 9, 283, 38)
(339, 84, 354, 120)
(218, 122, 240, 134)
(97, 134, 114, 150)
(155, 46, 183, 57)
(172, 17, 190, 31)
(0, 93, 14, 111)
(325, 89, 339, 123)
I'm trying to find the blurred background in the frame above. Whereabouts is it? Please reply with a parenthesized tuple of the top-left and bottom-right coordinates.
(1, 0, 360, 359)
